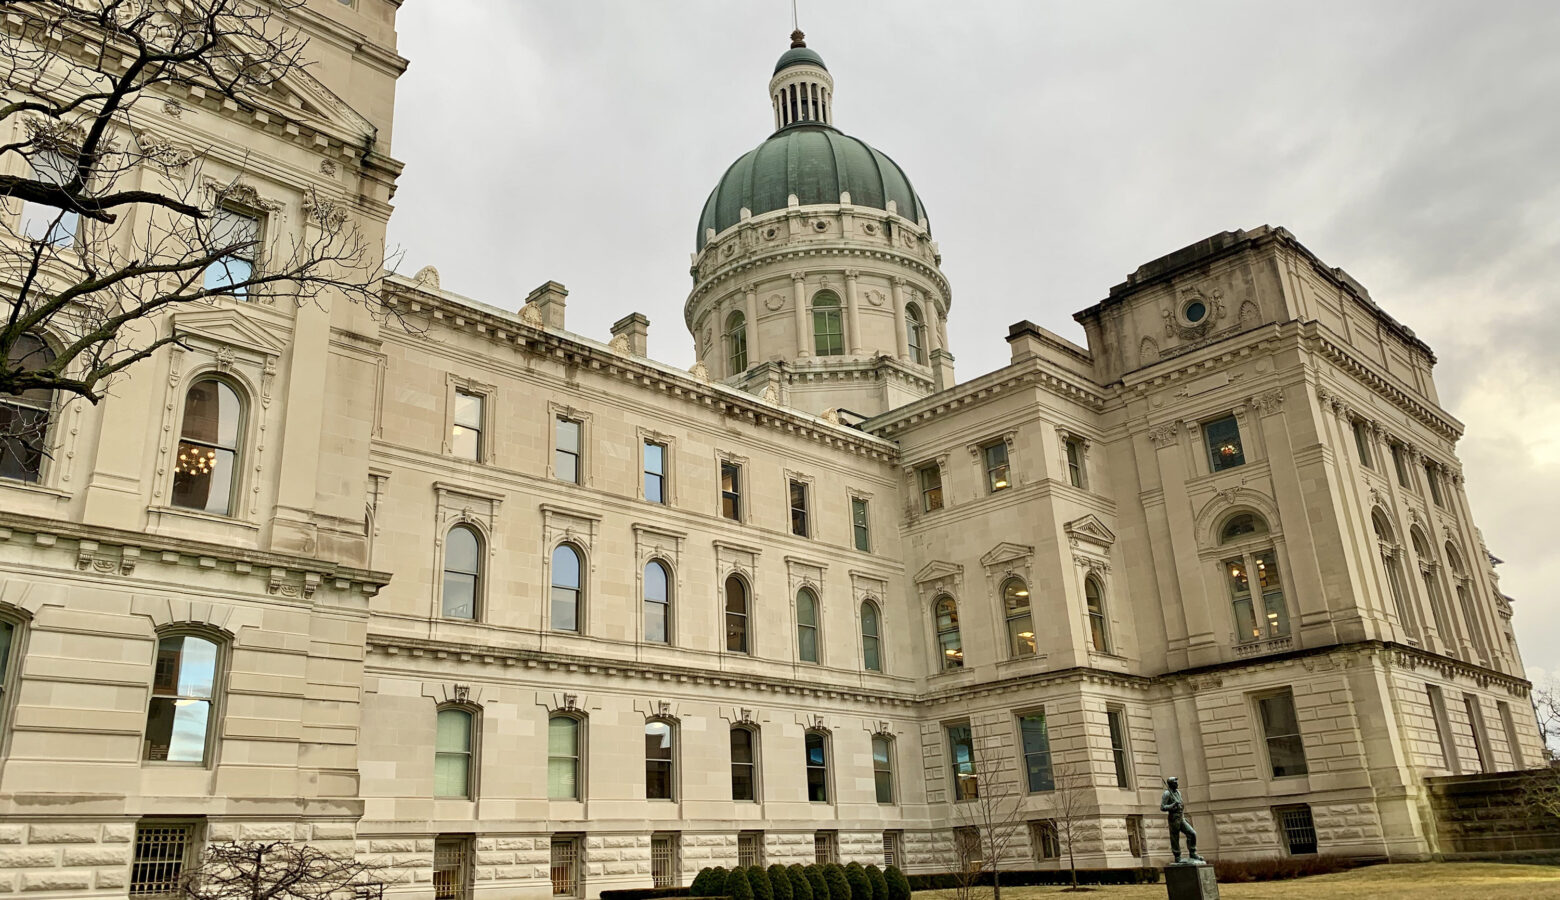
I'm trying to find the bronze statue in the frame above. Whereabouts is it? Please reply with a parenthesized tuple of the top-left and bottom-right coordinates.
(1160, 776, 1205, 864)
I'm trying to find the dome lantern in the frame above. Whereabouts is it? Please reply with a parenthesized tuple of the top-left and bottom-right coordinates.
(769, 31, 833, 130)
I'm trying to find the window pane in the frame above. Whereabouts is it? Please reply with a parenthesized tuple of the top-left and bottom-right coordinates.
(646, 722, 674, 800)
(167, 637, 218, 699)
(0, 620, 12, 683)
(1205, 416, 1245, 471)
(0, 403, 49, 482)
(799, 626, 818, 663)
(434, 753, 469, 798)
(872, 736, 894, 804)
(985, 443, 1009, 492)
(936, 598, 963, 669)
(1019, 714, 1054, 792)
(143, 697, 210, 762)
(852, 498, 870, 551)
(437, 709, 471, 752)
(948, 725, 977, 800)
(1107, 710, 1130, 787)
(451, 426, 479, 461)
(1255, 551, 1289, 637)
(446, 527, 480, 574)
(645, 601, 667, 644)
(443, 573, 476, 619)
(645, 562, 668, 603)
(552, 546, 580, 588)
(551, 588, 579, 632)
(548, 716, 579, 800)
(454, 392, 483, 428)
(797, 591, 816, 626)
(556, 419, 580, 453)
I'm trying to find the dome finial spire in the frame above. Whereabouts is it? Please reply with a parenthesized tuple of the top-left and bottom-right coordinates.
(790, 29, 806, 49)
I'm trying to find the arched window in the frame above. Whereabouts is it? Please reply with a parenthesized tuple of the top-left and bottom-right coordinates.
(871, 734, 895, 804)
(725, 575, 749, 654)
(645, 720, 675, 800)
(0, 613, 19, 733)
(442, 525, 481, 620)
(726, 311, 748, 374)
(861, 600, 883, 672)
(796, 588, 820, 663)
(1220, 512, 1290, 642)
(1003, 578, 1036, 658)
(934, 595, 963, 669)
(551, 544, 582, 633)
(804, 731, 830, 802)
(906, 303, 927, 364)
(435, 706, 474, 799)
(0, 334, 56, 483)
(1372, 511, 1417, 637)
(144, 632, 221, 764)
(1446, 545, 1488, 660)
(812, 292, 844, 356)
(547, 714, 582, 800)
(644, 560, 671, 644)
(1085, 576, 1110, 653)
(730, 725, 758, 801)
(1412, 529, 1454, 653)
(171, 379, 243, 515)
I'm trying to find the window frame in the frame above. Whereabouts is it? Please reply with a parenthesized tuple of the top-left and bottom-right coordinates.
(0, 332, 58, 484)
(644, 718, 677, 801)
(860, 599, 884, 672)
(650, 833, 679, 889)
(143, 628, 226, 767)
(550, 835, 583, 898)
(1029, 820, 1060, 863)
(934, 594, 964, 670)
(1105, 706, 1132, 788)
(725, 574, 751, 655)
(643, 440, 668, 504)
(1218, 513, 1291, 644)
(441, 523, 484, 621)
(737, 830, 765, 868)
(1002, 577, 1037, 659)
(1203, 414, 1246, 473)
(1084, 575, 1111, 653)
(918, 463, 944, 512)
(554, 417, 583, 485)
(1274, 805, 1318, 856)
(130, 819, 200, 897)
(946, 722, 978, 801)
(20, 148, 81, 249)
(0, 612, 23, 741)
(871, 733, 896, 805)
(812, 292, 844, 357)
(1424, 460, 1446, 507)
(726, 310, 749, 374)
(434, 704, 477, 800)
(549, 542, 585, 634)
(170, 377, 246, 517)
(796, 587, 821, 664)
(1126, 815, 1145, 859)
(450, 389, 485, 462)
(983, 441, 1011, 493)
(1390, 440, 1411, 488)
(643, 559, 672, 645)
(813, 830, 838, 865)
(851, 496, 871, 552)
(730, 724, 759, 802)
(720, 461, 743, 522)
(1351, 418, 1374, 469)
(1016, 710, 1055, 793)
(202, 202, 264, 299)
(789, 478, 810, 537)
(1064, 437, 1086, 489)
(1255, 689, 1309, 779)
(804, 730, 832, 804)
(547, 712, 584, 801)
(906, 303, 927, 365)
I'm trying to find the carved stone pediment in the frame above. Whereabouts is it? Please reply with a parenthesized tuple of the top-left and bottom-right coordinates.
(1064, 514, 1117, 547)
(172, 308, 288, 359)
(979, 542, 1034, 570)
(913, 560, 963, 585)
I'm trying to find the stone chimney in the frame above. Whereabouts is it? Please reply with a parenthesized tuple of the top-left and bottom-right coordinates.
(525, 281, 568, 329)
(1006, 320, 1045, 364)
(611, 312, 649, 356)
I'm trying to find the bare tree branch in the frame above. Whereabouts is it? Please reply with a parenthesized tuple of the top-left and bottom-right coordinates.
(179, 841, 389, 900)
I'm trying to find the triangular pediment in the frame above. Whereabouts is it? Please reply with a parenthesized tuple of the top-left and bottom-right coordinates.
(172, 308, 288, 358)
(979, 542, 1034, 569)
(913, 560, 963, 585)
(1064, 514, 1117, 546)
(187, 32, 377, 143)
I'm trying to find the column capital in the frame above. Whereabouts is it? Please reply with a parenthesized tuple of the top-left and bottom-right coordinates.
(791, 272, 807, 284)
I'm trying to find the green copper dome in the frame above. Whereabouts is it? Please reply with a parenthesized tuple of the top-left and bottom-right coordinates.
(774, 46, 826, 74)
(696, 123, 928, 249)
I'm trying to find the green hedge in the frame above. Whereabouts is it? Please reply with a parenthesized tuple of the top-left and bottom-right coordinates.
(602, 891, 697, 900)
(904, 868, 1160, 889)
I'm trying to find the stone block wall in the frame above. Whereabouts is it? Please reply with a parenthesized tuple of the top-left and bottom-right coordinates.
(1426, 771, 1560, 860)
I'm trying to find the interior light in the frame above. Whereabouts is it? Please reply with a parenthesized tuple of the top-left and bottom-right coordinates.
(993, 479, 1009, 488)
(1019, 632, 1034, 639)
(1014, 588, 1029, 597)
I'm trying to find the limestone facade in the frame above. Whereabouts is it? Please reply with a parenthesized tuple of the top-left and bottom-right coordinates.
(0, 6, 1545, 900)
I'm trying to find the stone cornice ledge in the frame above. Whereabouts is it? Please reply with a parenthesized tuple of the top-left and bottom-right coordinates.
(0, 511, 390, 597)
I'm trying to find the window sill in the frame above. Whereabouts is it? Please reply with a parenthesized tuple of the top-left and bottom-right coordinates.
(1234, 636, 1293, 658)
(0, 478, 71, 500)
(146, 505, 260, 544)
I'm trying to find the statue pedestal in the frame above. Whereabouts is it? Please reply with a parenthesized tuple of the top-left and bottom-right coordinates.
(1164, 864, 1218, 899)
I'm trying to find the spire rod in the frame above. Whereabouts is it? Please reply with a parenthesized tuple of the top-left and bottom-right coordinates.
(790, 0, 805, 47)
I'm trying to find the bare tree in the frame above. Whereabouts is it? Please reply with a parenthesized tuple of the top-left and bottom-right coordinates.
(178, 841, 388, 900)
(0, 0, 392, 468)
(1533, 677, 1560, 760)
(946, 730, 1028, 900)
(1043, 762, 1095, 892)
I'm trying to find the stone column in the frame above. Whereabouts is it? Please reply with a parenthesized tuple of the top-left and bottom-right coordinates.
(792, 273, 810, 357)
(927, 301, 943, 357)
(891, 277, 909, 360)
(844, 270, 863, 355)
(744, 284, 760, 364)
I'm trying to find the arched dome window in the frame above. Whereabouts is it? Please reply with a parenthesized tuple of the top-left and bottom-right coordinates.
(812, 292, 844, 356)
(906, 303, 927, 365)
(726, 311, 748, 374)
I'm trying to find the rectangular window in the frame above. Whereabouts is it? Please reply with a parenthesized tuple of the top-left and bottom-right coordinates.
(1352, 419, 1373, 469)
(1226, 551, 1290, 642)
(203, 206, 262, 298)
(947, 723, 978, 801)
(130, 822, 194, 896)
(1106, 707, 1131, 788)
(1464, 694, 1490, 773)
(852, 497, 871, 552)
(721, 462, 742, 521)
(1065, 438, 1085, 488)
(813, 831, 838, 865)
(1275, 805, 1318, 855)
(730, 727, 757, 801)
(1205, 415, 1246, 472)
(451, 390, 483, 461)
(1126, 815, 1145, 858)
(1018, 712, 1055, 792)
(789, 479, 810, 537)
(651, 834, 678, 889)
(1391, 442, 1411, 487)
(21, 149, 80, 247)
(883, 831, 902, 869)
(919, 464, 944, 512)
(1428, 684, 1460, 773)
(644, 441, 666, 503)
(434, 836, 474, 900)
(738, 831, 764, 868)
(1498, 700, 1525, 769)
(555, 418, 582, 484)
(1030, 820, 1060, 862)
(983, 441, 1010, 492)
(954, 826, 982, 871)
(1425, 462, 1445, 507)
(551, 836, 581, 897)
(1257, 690, 1308, 777)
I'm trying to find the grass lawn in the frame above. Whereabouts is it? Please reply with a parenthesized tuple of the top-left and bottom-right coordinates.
(914, 863, 1560, 899)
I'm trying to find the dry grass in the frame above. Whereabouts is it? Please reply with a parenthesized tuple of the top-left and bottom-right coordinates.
(914, 863, 1560, 899)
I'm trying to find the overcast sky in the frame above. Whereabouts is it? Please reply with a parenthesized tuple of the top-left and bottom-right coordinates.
(386, 2, 1560, 683)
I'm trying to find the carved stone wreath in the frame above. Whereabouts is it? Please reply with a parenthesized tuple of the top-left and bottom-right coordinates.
(1162, 286, 1226, 341)
(764, 293, 785, 311)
